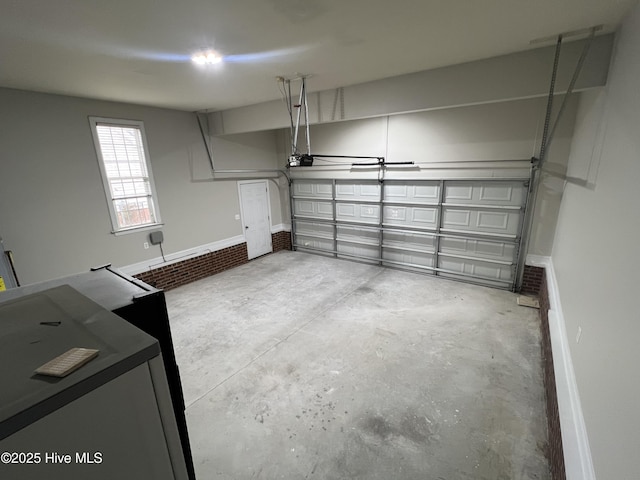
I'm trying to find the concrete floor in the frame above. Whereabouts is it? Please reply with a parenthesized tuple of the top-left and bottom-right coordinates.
(166, 251, 550, 480)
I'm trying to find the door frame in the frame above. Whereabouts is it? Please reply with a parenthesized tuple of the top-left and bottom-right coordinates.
(238, 179, 273, 259)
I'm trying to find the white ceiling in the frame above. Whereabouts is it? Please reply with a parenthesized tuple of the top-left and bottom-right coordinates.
(0, 0, 636, 112)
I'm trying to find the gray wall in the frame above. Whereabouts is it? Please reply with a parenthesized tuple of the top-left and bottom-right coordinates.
(0, 88, 281, 284)
(281, 95, 578, 256)
(0, 34, 608, 286)
(551, 3, 640, 478)
(211, 35, 612, 135)
(214, 36, 596, 259)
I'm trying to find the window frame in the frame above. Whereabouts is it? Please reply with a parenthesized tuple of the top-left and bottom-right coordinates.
(89, 116, 163, 234)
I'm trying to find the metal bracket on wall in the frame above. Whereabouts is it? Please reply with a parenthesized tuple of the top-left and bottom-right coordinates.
(195, 111, 291, 183)
(434, 180, 446, 278)
(516, 26, 599, 292)
(332, 180, 338, 258)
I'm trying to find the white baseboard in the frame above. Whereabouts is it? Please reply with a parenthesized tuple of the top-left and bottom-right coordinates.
(119, 235, 246, 276)
(524, 254, 548, 268)
(526, 255, 595, 480)
(119, 226, 291, 276)
(271, 223, 291, 233)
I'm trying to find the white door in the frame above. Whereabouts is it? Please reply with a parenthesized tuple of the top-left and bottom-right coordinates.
(239, 180, 273, 260)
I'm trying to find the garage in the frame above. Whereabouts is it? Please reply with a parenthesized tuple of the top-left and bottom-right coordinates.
(1, 1, 640, 480)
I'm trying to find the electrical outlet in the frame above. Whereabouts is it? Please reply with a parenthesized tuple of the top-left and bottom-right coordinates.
(235, 214, 240, 220)
(143, 242, 149, 249)
(576, 326, 582, 344)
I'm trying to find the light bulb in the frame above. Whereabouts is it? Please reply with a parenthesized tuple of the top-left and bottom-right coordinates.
(192, 50, 222, 65)
(206, 52, 221, 64)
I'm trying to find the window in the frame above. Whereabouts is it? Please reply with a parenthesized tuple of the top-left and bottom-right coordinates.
(89, 117, 161, 233)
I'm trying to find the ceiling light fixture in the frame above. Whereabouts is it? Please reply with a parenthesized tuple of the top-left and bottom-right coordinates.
(191, 50, 222, 65)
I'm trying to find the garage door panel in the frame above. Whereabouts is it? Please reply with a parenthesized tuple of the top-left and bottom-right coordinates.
(337, 242, 378, 261)
(442, 208, 520, 236)
(438, 257, 513, 282)
(440, 236, 515, 263)
(293, 180, 333, 198)
(384, 206, 408, 222)
(441, 209, 470, 227)
(295, 221, 334, 239)
(477, 211, 509, 230)
(382, 248, 435, 269)
(336, 203, 380, 224)
(437, 272, 512, 289)
(383, 206, 438, 229)
(337, 225, 379, 245)
(384, 181, 440, 204)
(444, 181, 525, 206)
(335, 181, 380, 200)
(383, 231, 436, 253)
(479, 185, 514, 202)
(294, 199, 334, 220)
(295, 234, 334, 251)
(445, 184, 474, 201)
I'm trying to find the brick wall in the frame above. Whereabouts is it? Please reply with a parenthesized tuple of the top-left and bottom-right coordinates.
(272, 230, 292, 252)
(521, 265, 545, 295)
(133, 232, 291, 291)
(538, 270, 566, 480)
(134, 243, 248, 291)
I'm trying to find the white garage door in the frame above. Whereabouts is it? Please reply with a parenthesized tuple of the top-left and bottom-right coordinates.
(291, 179, 527, 290)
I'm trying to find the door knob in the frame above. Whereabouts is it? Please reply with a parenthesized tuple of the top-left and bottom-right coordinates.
(245, 226, 249, 229)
